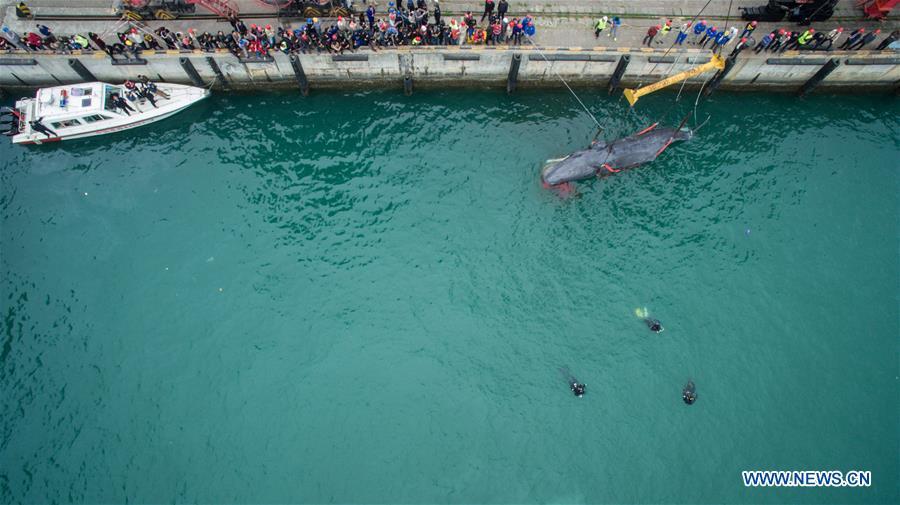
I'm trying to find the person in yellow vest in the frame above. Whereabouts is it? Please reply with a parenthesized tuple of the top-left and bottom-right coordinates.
(72, 33, 90, 50)
(656, 18, 672, 44)
(797, 28, 815, 48)
(594, 16, 608, 38)
(16, 2, 32, 19)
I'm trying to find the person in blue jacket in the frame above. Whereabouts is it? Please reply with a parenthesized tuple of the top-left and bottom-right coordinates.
(691, 19, 707, 44)
(608, 16, 621, 40)
(712, 30, 730, 51)
(755, 31, 775, 53)
(523, 19, 535, 38)
(699, 25, 718, 48)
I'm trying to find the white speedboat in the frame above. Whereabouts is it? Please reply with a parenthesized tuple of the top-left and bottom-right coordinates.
(4, 81, 209, 145)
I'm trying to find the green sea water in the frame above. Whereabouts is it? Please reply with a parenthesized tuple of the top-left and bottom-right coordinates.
(1, 89, 898, 504)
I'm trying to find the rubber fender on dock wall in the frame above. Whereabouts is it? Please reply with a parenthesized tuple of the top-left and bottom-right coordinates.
(206, 57, 229, 90)
(507, 53, 522, 94)
(288, 54, 310, 96)
(179, 57, 205, 87)
(798, 58, 840, 97)
(403, 74, 413, 96)
(608, 55, 630, 94)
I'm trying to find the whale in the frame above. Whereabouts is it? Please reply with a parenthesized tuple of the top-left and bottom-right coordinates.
(541, 124, 693, 187)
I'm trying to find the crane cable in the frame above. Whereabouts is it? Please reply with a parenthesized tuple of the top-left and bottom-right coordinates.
(526, 37, 604, 132)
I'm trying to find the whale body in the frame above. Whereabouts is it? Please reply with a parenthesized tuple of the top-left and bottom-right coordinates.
(541, 126, 692, 186)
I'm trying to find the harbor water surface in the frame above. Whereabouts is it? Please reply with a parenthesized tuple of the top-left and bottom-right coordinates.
(1, 90, 898, 504)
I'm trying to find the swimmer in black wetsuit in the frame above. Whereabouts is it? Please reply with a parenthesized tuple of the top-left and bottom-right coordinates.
(645, 318, 664, 333)
(636, 308, 663, 333)
(682, 380, 696, 405)
(559, 367, 585, 397)
(571, 381, 586, 397)
(109, 93, 135, 115)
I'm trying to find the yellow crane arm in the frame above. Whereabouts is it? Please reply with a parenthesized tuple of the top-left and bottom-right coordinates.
(623, 54, 726, 107)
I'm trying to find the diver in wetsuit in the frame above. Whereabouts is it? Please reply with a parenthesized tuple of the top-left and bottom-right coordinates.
(635, 308, 664, 333)
(29, 117, 57, 138)
(644, 318, 664, 333)
(559, 367, 585, 397)
(137, 75, 169, 99)
(109, 93, 135, 115)
(136, 83, 157, 108)
(571, 381, 586, 397)
(682, 380, 696, 405)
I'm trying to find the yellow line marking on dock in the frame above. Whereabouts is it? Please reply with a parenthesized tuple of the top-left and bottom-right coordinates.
(166, 50, 180, 55)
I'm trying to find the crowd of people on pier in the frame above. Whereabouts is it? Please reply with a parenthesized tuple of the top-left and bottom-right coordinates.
(2, 0, 898, 58)
(0, 1, 539, 58)
(603, 15, 900, 55)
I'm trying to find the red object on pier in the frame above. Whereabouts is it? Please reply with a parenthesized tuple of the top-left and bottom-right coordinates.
(862, 0, 898, 19)
(186, 0, 238, 18)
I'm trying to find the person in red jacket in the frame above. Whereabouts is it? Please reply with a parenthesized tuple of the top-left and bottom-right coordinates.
(643, 24, 660, 46)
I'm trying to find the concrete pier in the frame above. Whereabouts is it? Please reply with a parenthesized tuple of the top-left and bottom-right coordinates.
(2, 46, 898, 93)
(1, 0, 898, 93)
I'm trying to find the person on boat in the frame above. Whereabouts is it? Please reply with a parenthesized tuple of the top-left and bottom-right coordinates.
(682, 381, 696, 405)
(29, 117, 57, 138)
(136, 83, 157, 108)
(109, 93, 135, 116)
(145, 76, 166, 98)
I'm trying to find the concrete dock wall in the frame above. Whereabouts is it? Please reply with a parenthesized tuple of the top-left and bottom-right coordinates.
(2, 48, 898, 93)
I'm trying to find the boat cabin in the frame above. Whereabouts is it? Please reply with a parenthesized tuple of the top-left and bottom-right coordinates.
(29, 83, 131, 131)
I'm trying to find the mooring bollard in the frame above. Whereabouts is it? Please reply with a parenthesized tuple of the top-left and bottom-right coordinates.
(704, 54, 737, 97)
(206, 56, 229, 90)
(507, 53, 522, 94)
(68, 58, 96, 82)
(607, 54, 630, 94)
(179, 57, 205, 87)
(798, 58, 840, 97)
(403, 74, 413, 96)
(289, 54, 310, 96)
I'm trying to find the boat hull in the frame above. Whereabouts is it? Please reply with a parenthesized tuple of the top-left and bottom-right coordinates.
(12, 83, 209, 145)
(15, 106, 196, 145)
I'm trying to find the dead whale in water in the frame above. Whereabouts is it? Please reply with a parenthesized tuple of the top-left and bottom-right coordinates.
(541, 123, 693, 187)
